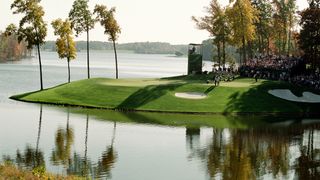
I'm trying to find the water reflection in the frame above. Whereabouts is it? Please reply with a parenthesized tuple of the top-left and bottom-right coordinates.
(186, 128, 200, 151)
(3, 105, 45, 170)
(188, 124, 320, 179)
(51, 108, 74, 167)
(1, 104, 320, 179)
(94, 121, 117, 179)
(65, 114, 117, 179)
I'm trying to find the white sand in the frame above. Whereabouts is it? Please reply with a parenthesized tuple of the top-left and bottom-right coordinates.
(268, 89, 320, 103)
(175, 92, 207, 99)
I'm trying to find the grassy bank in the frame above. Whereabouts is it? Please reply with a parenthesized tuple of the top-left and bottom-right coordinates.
(11, 75, 320, 114)
(0, 163, 83, 180)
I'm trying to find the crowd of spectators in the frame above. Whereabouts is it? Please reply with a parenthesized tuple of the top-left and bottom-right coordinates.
(239, 55, 320, 90)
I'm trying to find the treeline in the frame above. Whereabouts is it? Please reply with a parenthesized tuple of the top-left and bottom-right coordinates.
(0, 32, 30, 61)
(192, 0, 308, 67)
(42, 39, 238, 60)
(41, 41, 188, 55)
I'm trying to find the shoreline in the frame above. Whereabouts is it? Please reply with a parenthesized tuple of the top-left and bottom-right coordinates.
(10, 96, 320, 118)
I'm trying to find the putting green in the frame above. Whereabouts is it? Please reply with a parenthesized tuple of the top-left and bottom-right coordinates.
(98, 78, 187, 87)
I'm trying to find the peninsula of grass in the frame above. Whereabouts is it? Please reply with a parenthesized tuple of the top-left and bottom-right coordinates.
(10, 75, 320, 114)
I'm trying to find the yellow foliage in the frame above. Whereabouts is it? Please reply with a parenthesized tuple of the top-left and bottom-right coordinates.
(226, 0, 258, 46)
(51, 19, 77, 61)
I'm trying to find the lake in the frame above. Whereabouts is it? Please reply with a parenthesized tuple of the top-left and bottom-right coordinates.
(0, 51, 319, 179)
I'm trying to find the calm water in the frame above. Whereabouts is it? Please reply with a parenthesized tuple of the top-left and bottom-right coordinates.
(0, 51, 319, 179)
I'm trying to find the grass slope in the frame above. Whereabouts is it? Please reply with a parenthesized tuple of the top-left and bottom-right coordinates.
(11, 76, 320, 114)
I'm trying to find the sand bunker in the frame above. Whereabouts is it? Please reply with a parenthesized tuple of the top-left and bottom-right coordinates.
(268, 89, 320, 103)
(175, 92, 207, 99)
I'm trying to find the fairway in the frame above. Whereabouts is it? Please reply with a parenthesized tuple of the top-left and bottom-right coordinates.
(11, 76, 320, 114)
(219, 81, 264, 87)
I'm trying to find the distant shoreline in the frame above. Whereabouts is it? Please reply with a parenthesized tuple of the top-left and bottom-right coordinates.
(41, 41, 188, 56)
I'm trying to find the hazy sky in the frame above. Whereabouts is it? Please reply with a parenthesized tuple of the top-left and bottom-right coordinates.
(0, 0, 309, 44)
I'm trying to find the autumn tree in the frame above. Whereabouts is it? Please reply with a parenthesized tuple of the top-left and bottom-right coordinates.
(69, 0, 95, 79)
(227, 0, 257, 64)
(251, 0, 273, 55)
(11, 0, 47, 90)
(52, 19, 77, 83)
(272, 0, 297, 55)
(299, 0, 320, 68)
(94, 5, 121, 79)
(1, 24, 29, 61)
(192, 0, 230, 67)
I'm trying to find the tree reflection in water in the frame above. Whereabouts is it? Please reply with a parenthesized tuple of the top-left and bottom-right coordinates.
(188, 123, 320, 179)
(51, 108, 74, 167)
(66, 113, 91, 178)
(2, 105, 320, 179)
(94, 121, 118, 178)
(11, 105, 45, 170)
(66, 114, 118, 179)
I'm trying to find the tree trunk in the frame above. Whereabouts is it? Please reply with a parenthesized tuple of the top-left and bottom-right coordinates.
(37, 44, 43, 90)
(239, 7, 246, 65)
(217, 42, 221, 67)
(66, 36, 71, 83)
(278, 32, 282, 55)
(113, 40, 119, 79)
(248, 41, 253, 59)
(282, 24, 287, 55)
(288, 16, 292, 55)
(67, 58, 70, 83)
(86, 29, 90, 79)
(267, 37, 270, 56)
(222, 39, 226, 68)
(239, 48, 242, 66)
(259, 35, 262, 54)
(242, 36, 246, 64)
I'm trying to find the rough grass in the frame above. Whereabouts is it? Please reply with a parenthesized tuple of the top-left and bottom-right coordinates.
(0, 163, 83, 180)
(10, 76, 320, 114)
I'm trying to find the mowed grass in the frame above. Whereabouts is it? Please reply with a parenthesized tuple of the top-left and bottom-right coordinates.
(11, 76, 320, 113)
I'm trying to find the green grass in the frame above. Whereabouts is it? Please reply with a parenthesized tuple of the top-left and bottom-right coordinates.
(10, 76, 320, 114)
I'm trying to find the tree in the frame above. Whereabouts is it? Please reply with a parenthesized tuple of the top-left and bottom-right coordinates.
(192, 0, 230, 67)
(272, 0, 297, 55)
(2, 24, 29, 61)
(251, 0, 273, 55)
(11, 0, 47, 90)
(51, 19, 77, 83)
(299, 0, 320, 68)
(226, 0, 257, 64)
(69, 0, 95, 79)
(94, 5, 121, 79)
